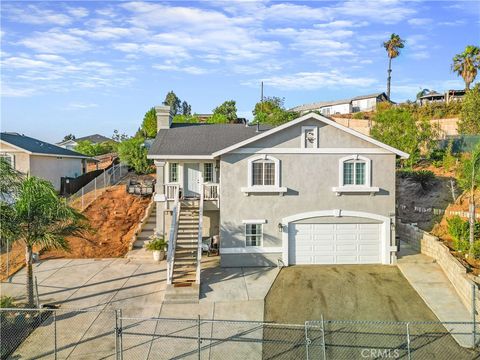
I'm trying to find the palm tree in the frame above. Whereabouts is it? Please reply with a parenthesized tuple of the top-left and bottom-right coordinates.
(452, 45, 480, 90)
(1, 173, 88, 307)
(383, 33, 405, 100)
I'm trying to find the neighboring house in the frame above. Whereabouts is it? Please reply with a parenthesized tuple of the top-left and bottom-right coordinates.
(291, 93, 389, 115)
(147, 106, 408, 290)
(57, 134, 113, 150)
(0, 132, 93, 191)
(418, 89, 466, 105)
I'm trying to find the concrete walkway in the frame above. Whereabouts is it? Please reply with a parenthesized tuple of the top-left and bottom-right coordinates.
(397, 241, 474, 348)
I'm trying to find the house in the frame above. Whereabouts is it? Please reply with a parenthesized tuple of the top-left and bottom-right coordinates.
(147, 106, 408, 289)
(291, 93, 389, 115)
(57, 134, 113, 150)
(0, 132, 93, 191)
(418, 89, 466, 105)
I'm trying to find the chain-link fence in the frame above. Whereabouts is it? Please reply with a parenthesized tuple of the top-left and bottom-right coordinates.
(1, 308, 479, 359)
(67, 163, 129, 211)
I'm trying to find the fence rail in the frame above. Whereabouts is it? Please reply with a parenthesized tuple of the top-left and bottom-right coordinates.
(1, 308, 479, 359)
(67, 163, 129, 211)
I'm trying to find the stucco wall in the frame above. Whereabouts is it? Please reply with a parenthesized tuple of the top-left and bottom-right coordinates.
(0, 141, 30, 173)
(30, 155, 84, 191)
(219, 121, 397, 263)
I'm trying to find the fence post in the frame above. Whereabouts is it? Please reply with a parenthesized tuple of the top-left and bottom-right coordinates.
(473, 283, 477, 348)
(6, 239, 9, 282)
(304, 322, 310, 360)
(321, 315, 327, 360)
(34, 276, 40, 308)
(104, 169, 106, 188)
(94, 177, 97, 200)
(81, 186, 84, 211)
(197, 315, 201, 359)
(53, 310, 57, 360)
(115, 309, 123, 360)
(406, 322, 411, 360)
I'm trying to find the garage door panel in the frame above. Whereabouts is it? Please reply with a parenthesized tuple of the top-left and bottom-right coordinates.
(290, 222, 382, 265)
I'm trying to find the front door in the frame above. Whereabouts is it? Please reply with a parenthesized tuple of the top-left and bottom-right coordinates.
(184, 163, 200, 197)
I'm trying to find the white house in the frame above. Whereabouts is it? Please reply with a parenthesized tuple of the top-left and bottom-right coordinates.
(1, 132, 93, 191)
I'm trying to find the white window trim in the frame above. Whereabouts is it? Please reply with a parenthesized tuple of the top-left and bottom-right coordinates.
(244, 222, 263, 247)
(242, 219, 267, 224)
(241, 154, 286, 194)
(0, 153, 15, 168)
(203, 162, 215, 183)
(167, 162, 179, 183)
(301, 126, 318, 148)
(333, 155, 379, 195)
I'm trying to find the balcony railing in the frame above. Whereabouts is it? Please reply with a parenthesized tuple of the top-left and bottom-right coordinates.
(165, 184, 180, 201)
(203, 183, 219, 201)
(164, 183, 219, 203)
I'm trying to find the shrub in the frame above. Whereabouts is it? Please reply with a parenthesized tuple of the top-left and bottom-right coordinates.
(447, 216, 470, 250)
(470, 241, 480, 259)
(0, 296, 15, 308)
(146, 238, 167, 251)
(352, 112, 365, 119)
(398, 169, 435, 190)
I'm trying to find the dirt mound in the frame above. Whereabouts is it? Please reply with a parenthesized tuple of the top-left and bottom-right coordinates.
(43, 185, 150, 259)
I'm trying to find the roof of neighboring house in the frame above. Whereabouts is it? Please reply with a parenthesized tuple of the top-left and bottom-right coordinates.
(0, 132, 91, 159)
(58, 134, 113, 146)
(290, 92, 387, 112)
(419, 91, 443, 99)
(148, 123, 271, 158)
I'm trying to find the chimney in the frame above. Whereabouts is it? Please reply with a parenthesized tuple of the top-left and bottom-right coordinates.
(155, 105, 173, 131)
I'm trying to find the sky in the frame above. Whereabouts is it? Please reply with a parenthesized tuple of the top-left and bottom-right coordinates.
(1, 0, 479, 143)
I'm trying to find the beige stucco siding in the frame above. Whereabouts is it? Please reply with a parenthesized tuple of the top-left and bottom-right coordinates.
(30, 155, 84, 191)
(0, 142, 30, 173)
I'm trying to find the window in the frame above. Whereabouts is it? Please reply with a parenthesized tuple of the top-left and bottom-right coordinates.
(204, 163, 213, 182)
(245, 223, 262, 246)
(301, 126, 318, 148)
(343, 159, 366, 185)
(169, 163, 178, 183)
(0, 153, 14, 168)
(252, 160, 275, 186)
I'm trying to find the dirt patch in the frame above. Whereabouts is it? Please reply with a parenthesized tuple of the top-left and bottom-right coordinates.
(43, 185, 150, 259)
(1, 184, 150, 280)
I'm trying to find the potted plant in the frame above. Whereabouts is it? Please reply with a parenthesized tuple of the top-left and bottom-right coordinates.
(146, 237, 167, 262)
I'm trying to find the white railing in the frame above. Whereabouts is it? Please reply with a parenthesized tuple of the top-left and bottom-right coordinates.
(165, 183, 180, 201)
(196, 182, 205, 285)
(203, 183, 219, 200)
(166, 185, 180, 285)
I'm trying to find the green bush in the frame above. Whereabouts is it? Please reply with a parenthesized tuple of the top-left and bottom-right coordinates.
(352, 112, 365, 119)
(447, 216, 470, 252)
(146, 238, 167, 251)
(0, 296, 15, 308)
(470, 241, 480, 259)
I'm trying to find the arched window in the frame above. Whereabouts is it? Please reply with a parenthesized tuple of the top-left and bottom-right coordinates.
(248, 155, 280, 187)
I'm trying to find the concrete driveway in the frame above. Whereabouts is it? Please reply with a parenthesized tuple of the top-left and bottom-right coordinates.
(1, 257, 279, 359)
(264, 265, 478, 359)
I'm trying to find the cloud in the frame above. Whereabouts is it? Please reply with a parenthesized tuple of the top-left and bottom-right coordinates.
(64, 102, 98, 110)
(153, 63, 208, 75)
(18, 30, 92, 53)
(3, 4, 72, 25)
(249, 71, 377, 90)
(67, 7, 89, 18)
(408, 18, 433, 26)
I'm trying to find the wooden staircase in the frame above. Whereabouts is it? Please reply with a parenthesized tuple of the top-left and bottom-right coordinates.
(164, 201, 202, 303)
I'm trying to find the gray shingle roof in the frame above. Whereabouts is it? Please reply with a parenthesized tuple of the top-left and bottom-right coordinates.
(1, 132, 90, 158)
(148, 123, 271, 156)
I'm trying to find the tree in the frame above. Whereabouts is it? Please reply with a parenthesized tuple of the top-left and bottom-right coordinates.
(117, 137, 153, 174)
(62, 134, 75, 141)
(459, 84, 480, 134)
(416, 89, 430, 100)
(140, 107, 157, 138)
(383, 33, 405, 100)
(112, 130, 129, 142)
(458, 143, 480, 247)
(163, 91, 181, 115)
(181, 101, 192, 116)
(1, 175, 88, 306)
(173, 114, 200, 123)
(371, 107, 438, 167)
(212, 100, 237, 123)
(252, 96, 299, 126)
(75, 140, 115, 157)
(452, 45, 480, 90)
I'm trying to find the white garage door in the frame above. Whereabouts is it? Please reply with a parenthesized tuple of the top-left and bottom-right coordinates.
(289, 223, 382, 265)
